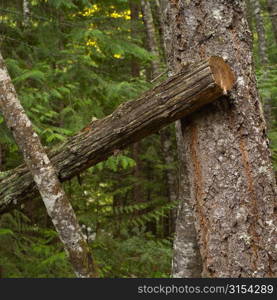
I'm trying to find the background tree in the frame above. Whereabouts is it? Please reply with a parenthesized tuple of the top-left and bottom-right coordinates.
(0, 52, 97, 278)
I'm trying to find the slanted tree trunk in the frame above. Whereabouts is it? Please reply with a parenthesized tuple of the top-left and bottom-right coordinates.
(166, 0, 277, 277)
(266, 0, 277, 44)
(0, 52, 98, 278)
(0, 57, 235, 215)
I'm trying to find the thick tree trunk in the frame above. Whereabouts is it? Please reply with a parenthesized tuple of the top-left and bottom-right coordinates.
(166, 0, 276, 277)
(0, 58, 235, 214)
(0, 53, 98, 278)
(266, 0, 277, 44)
(163, 2, 202, 277)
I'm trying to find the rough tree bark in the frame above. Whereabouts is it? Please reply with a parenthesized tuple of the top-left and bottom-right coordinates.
(166, 0, 276, 277)
(266, 0, 277, 44)
(0, 53, 98, 278)
(171, 121, 202, 277)
(0, 57, 235, 215)
(162, 2, 202, 277)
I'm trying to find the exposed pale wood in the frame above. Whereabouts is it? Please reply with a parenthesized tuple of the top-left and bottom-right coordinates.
(0, 52, 98, 278)
(0, 57, 235, 214)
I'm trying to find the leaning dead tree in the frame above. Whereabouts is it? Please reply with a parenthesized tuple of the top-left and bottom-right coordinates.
(0, 53, 97, 278)
(0, 57, 234, 214)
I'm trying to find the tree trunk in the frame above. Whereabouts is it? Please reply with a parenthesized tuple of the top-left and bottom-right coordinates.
(163, 2, 202, 277)
(141, 0, 160, 77)
(22, 0, 30, 27)
(252, 0, 268, 66)
(154, 0, 165, 47)
(245, 0, 254, 33)
(160, 128, 177, 235)
(251, 0, 272, 128)
(266, 0, 277, 44)
(129, 0, 144, 206)
(0, 52, 98, 278)
(0, 145, 2, 171)
(142, 0, 178, 236)
(171, 121, 202, 277)
(0, 57, 235, 215)
(166, 0, 276, 277)
(129, 0, 141, 78)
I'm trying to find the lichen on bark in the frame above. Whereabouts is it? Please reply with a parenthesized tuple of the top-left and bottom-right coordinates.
(166, 0, 277, 277)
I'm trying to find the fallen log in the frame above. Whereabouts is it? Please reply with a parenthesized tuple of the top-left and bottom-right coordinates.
(0, 56, 235, 213)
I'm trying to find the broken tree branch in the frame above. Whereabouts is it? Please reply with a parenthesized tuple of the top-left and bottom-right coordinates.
(0, 56, 235, 214)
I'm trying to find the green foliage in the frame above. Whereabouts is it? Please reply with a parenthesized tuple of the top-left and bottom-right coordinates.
(93, 231, 172, 278)
(0, 211, 74, 277)
(0, 0, 275, 279)
(0, 0, 175, 278)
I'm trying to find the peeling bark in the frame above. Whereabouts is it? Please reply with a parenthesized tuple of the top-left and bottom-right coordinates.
(172, 120, 202, 278)
(0, 53, 98, 278)
(166, 0, 277, 277)
(0, 58, 235, 215)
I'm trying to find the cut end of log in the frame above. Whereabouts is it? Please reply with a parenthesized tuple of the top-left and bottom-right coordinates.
(208, 56, 235, 94)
